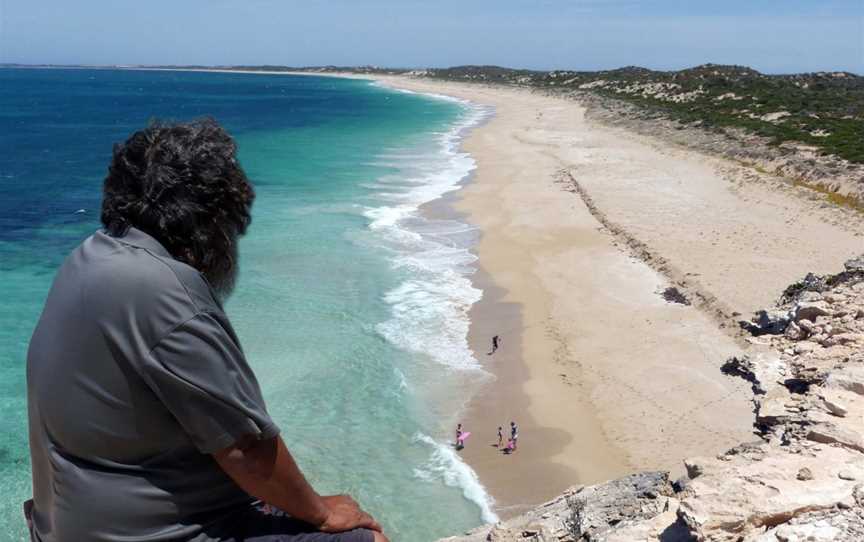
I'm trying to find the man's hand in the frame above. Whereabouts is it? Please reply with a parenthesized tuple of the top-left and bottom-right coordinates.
(319, 495, 382, 533)
(214, 436, 388, 540)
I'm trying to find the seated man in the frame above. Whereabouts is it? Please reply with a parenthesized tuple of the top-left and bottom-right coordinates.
(25, 119, 388, 542)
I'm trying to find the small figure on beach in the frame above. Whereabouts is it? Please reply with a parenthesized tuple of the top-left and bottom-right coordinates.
(497, 426, 504, 448)
(510, 421, 518, 451)
(456, 423, 466, 449)
(489, 335, 501, 355)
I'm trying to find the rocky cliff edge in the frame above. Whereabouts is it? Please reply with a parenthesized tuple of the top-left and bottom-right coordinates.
(441, 256, 864, 541)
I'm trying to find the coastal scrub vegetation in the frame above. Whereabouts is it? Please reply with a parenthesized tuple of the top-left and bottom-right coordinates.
(420, 64, 864, 164)
(203, 63, 862, 165)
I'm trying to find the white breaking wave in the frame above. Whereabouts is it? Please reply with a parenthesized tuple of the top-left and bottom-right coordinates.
(368, 97, 492, 373)
(380, 275, 480, 370)
(363, 90, 498, 525)
(413, 432, 499, 524)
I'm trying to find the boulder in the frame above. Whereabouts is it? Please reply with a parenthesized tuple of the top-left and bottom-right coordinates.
(798, 319, 816, 334)
(784, 321, 807, 341)
(677, 446, 864, 541)
(565, 471, 674, 540)
(749, 309, 793, 334)
(838, 470, 857, 481)
(824, 366, 864, 396)
(720, 351, 785, 395)
(604, 500, 682, 542)
(756, 386, 796, 427)
(821, 395, 849, 417)
(684, 458, 707, 479)
(806, 423, 864, 453)
(795, 302, 831, 323)
(844, 255, 864, 273)
(754, 492, 864, 542)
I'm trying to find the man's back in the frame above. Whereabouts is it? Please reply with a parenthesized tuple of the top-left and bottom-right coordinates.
(27, 227, 278, 541)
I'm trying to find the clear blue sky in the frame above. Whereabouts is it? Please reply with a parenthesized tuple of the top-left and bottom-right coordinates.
(1, 0, 861, 73)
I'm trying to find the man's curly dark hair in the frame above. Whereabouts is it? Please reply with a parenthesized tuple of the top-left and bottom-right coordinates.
(101, 118, 254, 297)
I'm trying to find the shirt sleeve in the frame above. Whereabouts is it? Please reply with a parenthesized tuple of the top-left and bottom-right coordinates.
(141, 311, 280, 454)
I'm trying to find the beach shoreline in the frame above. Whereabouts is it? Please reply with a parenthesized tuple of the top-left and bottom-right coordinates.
(370, 75, 864, 524)
(399, 80, 645, 516)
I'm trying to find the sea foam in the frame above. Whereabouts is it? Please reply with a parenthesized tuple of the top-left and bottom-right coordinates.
(413, 432, 499, 524)
(364, 91, 499, 523)
(369, 96, 491, 373)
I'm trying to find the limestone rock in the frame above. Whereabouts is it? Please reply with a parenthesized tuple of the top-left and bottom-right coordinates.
(749, 309, 793, 334)
(761, 520, 843, 542)
(677, 446, 864, 541)
(806, 423, 864, 453)
(795, 302, 831, 323)
(720, 351, 785, 395)
(821, 395, 849, 417)
(756, 386, 795, 427)
(565, 472, 674, 540)
(798, 319, 816, 334)
(784, 321, 807, 341)
(755, 500, 864, 542)
(838, 470, 857, 481)
(845, 255, 864, 273)
(684, 458, 707, 479)
(603, 502, 683, 542)
(824, 366, 864, 396)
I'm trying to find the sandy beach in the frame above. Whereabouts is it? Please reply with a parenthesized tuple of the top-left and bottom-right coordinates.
(366, 75, 864, 518)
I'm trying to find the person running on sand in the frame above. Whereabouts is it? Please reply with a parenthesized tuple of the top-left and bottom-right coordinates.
(490, 335, 501, 355)
(497, 426, 503, 448)
(510, 421, 519, 451)
(456, 423, 465, 448)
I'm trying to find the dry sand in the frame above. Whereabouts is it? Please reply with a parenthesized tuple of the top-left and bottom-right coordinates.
(366, 76, 864, 519)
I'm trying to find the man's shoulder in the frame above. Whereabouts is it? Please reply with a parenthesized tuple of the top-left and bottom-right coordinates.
(77, 231, 221, 321)
(141, 254, 218, 312)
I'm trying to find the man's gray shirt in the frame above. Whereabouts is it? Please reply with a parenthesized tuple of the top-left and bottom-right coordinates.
(27, 228, 280, 541)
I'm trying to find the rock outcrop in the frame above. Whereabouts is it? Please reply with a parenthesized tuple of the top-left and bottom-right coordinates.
(440, 256, 864, 541)
(438, 472, 686, 542)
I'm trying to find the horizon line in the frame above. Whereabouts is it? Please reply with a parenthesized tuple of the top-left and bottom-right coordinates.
(1, 62, 861, 78)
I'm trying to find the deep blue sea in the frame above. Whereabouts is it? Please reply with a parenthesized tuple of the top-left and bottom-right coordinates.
(0, 68, 494, 541)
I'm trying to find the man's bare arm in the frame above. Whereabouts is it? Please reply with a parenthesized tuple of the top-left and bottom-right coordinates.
(213, 435, 383, 534)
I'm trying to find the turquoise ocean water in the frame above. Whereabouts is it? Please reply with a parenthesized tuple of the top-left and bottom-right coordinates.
(0, 68, 494, 540)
